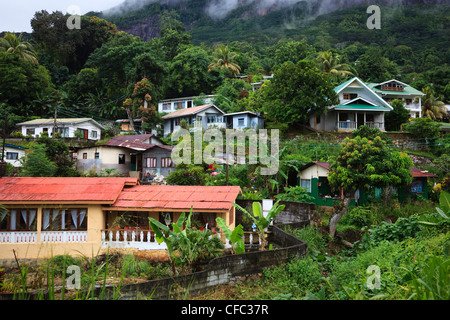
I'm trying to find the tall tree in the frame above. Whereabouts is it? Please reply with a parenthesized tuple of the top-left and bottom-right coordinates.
(327, 136, 413, 237)
(385, 99, 411, 131)
(316, 51, 353, 77)
(262, 60, 338, 126)
(169, 46, 223, 97)
(0, 33, 38, 65)
(208, 44, 241, 76)
(421, 86, 446, 120)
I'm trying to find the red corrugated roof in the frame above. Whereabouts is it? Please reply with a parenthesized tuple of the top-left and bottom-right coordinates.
(110, 185, 241, 211)
(410, 167, 438, 178)
(0, 177, 138, 203)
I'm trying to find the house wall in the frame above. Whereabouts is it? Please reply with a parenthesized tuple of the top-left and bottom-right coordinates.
(142, 147, 174, 177)
(20, 121, 102, 141)
(164, 106, 226, 137)
(76, 146, 131, 175)
(298, 165, 330, 180)
(158, 96, 215, 114)
(231, 115, 264, 130)
(0, 204, 104, 261)
(2, 146, 26, 167)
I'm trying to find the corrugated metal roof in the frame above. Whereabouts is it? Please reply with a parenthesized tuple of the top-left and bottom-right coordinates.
(0, 177, 138, 203)
(111, 185, 241, 211)
(162, 104, 225, 119)
(104, 134, 172, 152)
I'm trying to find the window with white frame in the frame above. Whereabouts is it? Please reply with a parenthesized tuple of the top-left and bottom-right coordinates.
(162, 103, 171, 111)
(238, 118, 245, 127)
(91, 130, 98, 139)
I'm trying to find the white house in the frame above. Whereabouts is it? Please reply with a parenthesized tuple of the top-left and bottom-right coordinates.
(310, 77, 393, 132)
(1, 144, 26, 167)
(17, 118, 105, 141)
(225, 111, 264, 130)
(162, 104, 226, 137)
(158, 95, 216, 114)
(76, 134, 170, 177)
(367, 80, 425, 118)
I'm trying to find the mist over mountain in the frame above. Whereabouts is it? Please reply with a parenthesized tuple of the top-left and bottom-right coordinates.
(103, 0, 448, 19)
(90, 0, 449, 47)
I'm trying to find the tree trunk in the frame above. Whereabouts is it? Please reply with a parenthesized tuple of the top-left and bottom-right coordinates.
(125, 107, 136, 133)
(329, 196, 352, 237)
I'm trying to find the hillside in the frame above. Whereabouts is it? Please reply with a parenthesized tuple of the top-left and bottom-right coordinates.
(89, 0, 449, 53)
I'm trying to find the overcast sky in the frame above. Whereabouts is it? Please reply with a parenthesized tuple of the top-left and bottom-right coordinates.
(0, 0, 125, 33)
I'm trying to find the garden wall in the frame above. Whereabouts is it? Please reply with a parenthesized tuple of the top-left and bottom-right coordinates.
(95, 224, 308, 300)
(235, 199, 314, 226)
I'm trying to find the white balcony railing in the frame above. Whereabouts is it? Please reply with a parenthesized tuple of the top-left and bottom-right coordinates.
(0, 232, 37, 243)
(41, 231, 87, 243)
(101, 229, 167, 250)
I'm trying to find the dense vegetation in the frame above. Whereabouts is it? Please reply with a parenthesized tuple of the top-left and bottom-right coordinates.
(0, 0, 449, 301)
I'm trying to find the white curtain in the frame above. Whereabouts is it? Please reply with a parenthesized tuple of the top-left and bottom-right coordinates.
(79, 209, 86, 228)
(10, 210, 16, 230)
(43, 209, 50, 230)
(71, 209, 78, 229)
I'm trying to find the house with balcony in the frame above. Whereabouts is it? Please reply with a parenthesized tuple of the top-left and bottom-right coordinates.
(297, 161, 437, 207)
(158, 95, 216, 114)
(17, 118, 105, 141)
(162, 104, 226, 137)
(0, 177, 241, 261)
(367, 80, 425, 119)
(309, 77, 393, 132)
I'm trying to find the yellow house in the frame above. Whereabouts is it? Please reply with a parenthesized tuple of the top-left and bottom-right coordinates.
(0, 177, 241, 261)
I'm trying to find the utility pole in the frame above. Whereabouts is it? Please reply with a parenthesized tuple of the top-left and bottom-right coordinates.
(1, 114, 7, 162)
(53, 104, 58, 138)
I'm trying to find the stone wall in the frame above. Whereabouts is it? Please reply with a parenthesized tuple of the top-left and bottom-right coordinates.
(235, 199, 314, 227)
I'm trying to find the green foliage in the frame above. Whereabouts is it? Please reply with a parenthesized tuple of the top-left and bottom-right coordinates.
(405, 117, 441, 140)
(233, 201, 285, 250)
(166, 164, 208, 186)
(340, 207, 374, 229)
(262, 60, 338, 125)
(385, 99, 411, 131)
(275, 186, 314, 203)
(20, 144, 56, 177)
(215, 217, 245, 254)
(262, 257, 323, 298)
(329, 136, 413, 194)
(149, 207, 224, 274)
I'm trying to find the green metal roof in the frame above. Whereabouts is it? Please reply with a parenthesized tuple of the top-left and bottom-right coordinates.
(367, 83, 425, 96)
(334, 78, 354, 93)
(334, 104, 391, 111)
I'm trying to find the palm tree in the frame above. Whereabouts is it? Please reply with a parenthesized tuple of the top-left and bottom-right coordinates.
(0, 33, 38, 65)
(316, 51, 353, 77)
(208, 44, 241, 76)
(421, 86, 446, 120)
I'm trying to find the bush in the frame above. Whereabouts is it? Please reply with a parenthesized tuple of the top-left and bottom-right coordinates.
(263, 257, 323, 298)
(341, 207, 374, 228)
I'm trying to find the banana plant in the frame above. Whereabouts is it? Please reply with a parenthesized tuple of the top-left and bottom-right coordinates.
(215, 217, 245, 254)
(233, 200, 285, 251)
(149, 208, 193, 275)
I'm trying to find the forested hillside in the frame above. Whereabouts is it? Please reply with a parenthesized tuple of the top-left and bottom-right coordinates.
(0, 0, 449, 135)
